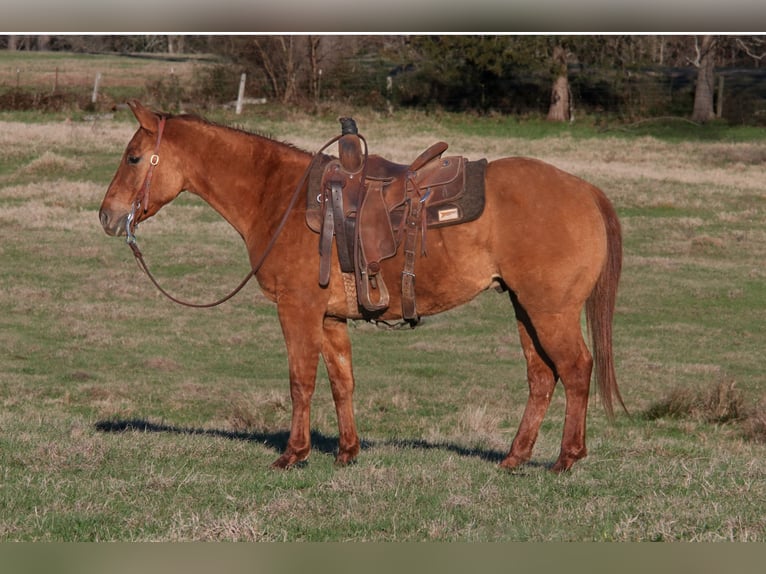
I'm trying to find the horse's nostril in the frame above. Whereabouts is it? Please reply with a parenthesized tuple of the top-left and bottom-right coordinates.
(99, 209, 109, 229)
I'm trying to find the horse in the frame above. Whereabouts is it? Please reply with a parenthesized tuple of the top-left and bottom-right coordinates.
(99, 100, 624, 473)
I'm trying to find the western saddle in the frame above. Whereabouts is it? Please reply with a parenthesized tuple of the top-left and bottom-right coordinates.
(306, 118, 487, 326)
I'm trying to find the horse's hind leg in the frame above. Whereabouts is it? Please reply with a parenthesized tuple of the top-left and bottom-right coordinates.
(503, 295, 594, 472)
(500, 296, 558, 470)
(549, 323, 594, 472)
(321, 316, 360, 466)
(534, 310, 593, 472)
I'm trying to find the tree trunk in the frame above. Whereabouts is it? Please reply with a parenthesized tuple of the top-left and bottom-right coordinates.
(691, 35, 717, 123)
(547, 45, 570, 122)
(167, 35, 185, 55)
(7, 35, 18, 50)
(308, 35, 321, 103)
(281, 36, 297, 104)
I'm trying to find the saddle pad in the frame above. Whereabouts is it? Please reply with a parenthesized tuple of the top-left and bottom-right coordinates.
(425, 158, 487, 228)
(305, 157, 487, 233)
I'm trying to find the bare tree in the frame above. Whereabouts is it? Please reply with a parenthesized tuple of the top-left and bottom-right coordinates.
(253, 36, 300, 104)
(735, 36, 766, 66)
(690, 35, 718, 123)
(308, 36, 322, 103)
(547, 44, 571, 121)
(167, 35, 185, 55)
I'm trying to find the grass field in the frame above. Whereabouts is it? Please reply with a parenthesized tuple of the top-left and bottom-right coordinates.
(1, 55, 766, 541)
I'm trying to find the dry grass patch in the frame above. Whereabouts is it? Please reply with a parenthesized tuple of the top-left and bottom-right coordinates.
(701, 142, 766, 166)
(14, 151, 84, 177)
(645, 377, 751, 426)
(742, 399, 766, 444)
(0, 120, 134, 153)
(164, 510, 264, 542)
(0, 180, 107, 236)
(221, 390, 290, 432)
(0, 198, 96, 230)
(455, 404, 507, 450)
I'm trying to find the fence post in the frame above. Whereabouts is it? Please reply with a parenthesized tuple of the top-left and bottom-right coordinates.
(236, 73, 246, 115)
(91, 72, 102, 104)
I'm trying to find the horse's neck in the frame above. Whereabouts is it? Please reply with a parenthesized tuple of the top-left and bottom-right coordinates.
(180, 120, 310, 242)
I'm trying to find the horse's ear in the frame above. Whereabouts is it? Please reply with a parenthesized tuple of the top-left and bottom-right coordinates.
(127, 99, 161, 134)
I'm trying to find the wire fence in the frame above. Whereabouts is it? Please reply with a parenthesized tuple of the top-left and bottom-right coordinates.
(2, 58, 766, 125)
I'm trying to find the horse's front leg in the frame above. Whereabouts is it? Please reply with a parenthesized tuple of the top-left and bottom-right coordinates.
(321, 316, 360, 466)
(271, 298, 324, 469)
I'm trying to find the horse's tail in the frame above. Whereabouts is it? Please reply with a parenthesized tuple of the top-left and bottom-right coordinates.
(586, 187, 626, 421)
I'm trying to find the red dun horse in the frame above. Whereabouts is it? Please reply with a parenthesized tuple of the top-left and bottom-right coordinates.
(99, 100, 624, 472)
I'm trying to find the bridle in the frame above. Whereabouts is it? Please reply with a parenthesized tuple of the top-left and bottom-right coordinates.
(125, 115, 165, 246)
(124, 116, 343, 308)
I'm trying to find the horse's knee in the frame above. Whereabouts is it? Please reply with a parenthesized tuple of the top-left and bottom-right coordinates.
(289, 379, 315, 405)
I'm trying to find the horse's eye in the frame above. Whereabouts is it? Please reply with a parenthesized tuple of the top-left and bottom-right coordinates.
(127, 155, 141, 165)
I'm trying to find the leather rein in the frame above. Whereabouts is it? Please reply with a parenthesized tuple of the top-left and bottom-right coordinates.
(125, 116, 343, 308)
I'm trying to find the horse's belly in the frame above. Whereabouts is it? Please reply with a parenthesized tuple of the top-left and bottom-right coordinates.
(377, 224, 497, 319)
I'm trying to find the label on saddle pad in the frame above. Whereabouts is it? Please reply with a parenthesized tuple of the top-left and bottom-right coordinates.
(437, 207, 460, 223)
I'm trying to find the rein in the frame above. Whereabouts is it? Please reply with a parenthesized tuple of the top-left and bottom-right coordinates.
(125, 121, 343, 309)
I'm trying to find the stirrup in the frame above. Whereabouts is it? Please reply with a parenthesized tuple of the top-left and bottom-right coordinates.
(356, 268, 390, 313)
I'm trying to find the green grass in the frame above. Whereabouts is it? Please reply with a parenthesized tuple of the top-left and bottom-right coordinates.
(432, 111, 766, 144)
(598, 118, 766, 143)
(2, 101, 766, 540)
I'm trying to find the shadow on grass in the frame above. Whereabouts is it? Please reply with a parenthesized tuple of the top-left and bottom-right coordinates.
(94, 418, 513, 465)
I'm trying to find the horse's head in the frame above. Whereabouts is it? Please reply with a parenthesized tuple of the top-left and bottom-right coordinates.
(99, 100, 185, 237)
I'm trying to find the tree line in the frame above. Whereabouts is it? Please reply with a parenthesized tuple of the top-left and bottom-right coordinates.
(3, 35, 766, 122)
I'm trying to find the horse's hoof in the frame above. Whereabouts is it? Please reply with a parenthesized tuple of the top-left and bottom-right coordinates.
(270, 458, 290, 470)
(270, 454, 307, 470)
(333, 455, 358, 468)
(549, 461, 572, 473)
(498, 455, 527, 471)
(334, 445, 360, 468)
(550, 455, 582, 473)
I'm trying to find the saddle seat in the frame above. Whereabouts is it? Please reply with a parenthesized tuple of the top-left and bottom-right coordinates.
(306, 120, 487, 325)
(368, 141, 449, 178)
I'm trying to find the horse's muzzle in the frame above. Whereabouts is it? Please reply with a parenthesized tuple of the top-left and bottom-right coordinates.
(99, 208, 128, 237)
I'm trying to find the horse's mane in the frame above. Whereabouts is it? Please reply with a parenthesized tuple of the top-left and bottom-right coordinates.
(171, 111, 309, 154)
